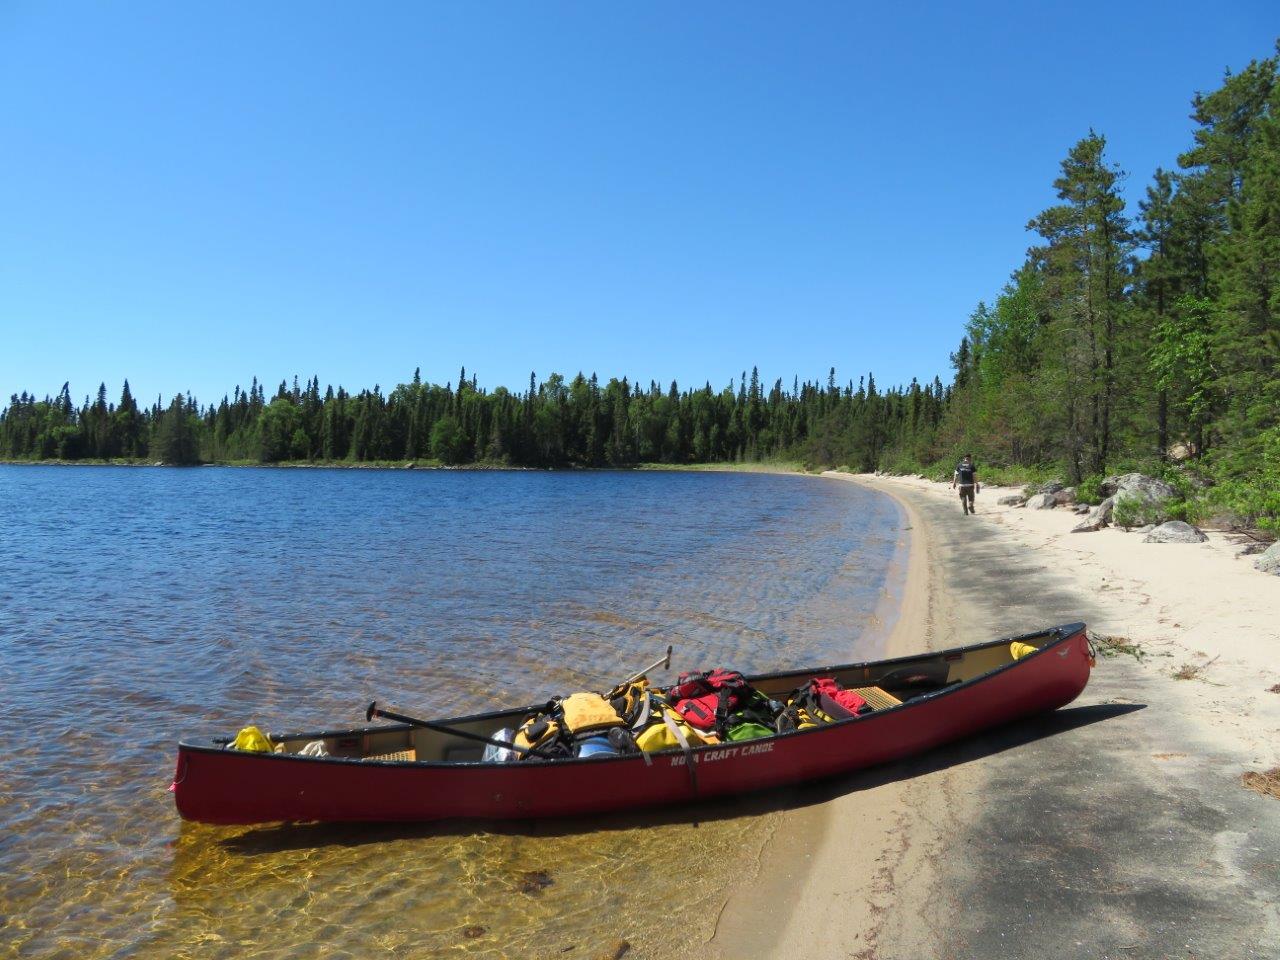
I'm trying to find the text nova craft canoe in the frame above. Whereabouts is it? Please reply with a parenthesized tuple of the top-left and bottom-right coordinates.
(172, 622, 1094, 825)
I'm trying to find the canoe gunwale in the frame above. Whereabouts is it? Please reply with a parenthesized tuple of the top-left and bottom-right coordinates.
(177, 621, 1088, 771)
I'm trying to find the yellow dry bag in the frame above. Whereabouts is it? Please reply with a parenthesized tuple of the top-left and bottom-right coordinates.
(231, 726, 274, 753)
(559, 692, 625, 736)
(635, 708, 719, 752)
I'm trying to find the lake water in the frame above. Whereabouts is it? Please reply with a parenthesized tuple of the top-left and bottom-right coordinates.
(0, 465, 907, 959)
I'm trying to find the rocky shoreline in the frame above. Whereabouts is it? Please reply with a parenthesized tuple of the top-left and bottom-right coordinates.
(994, 470, 1278, 572)
(710, 470, 1280, 959)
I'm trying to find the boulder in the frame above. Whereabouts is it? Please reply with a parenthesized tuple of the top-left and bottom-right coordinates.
(1101, 473, 1180, 526)
(1143, 521, 1208, 544)
(1055, 487, 1077, 505)
(1256, 543, 1280, 576)
(1071, 496, 1115, 533)
(1039, 480, 1066, 495)
(1100, 473, 1177, 504)
(997, 494, 1027, 506)
(1026, 493, 1057, 510)
(1072, 503, 1091, 515)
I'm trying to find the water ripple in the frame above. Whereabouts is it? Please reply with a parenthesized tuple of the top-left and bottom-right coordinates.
(0, 465, 904, 959)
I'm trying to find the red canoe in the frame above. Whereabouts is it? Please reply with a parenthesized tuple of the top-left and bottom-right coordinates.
(172, 622, 1094, 825)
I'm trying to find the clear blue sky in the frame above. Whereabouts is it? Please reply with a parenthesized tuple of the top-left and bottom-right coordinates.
(2, 2, 1274, 407)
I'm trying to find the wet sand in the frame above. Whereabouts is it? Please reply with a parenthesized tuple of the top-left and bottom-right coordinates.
(708, 472, 1280, 959)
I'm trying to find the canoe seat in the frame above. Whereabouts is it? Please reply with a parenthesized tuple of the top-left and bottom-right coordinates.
(365, 748, 417, 763)
(850, 686, 902, 711)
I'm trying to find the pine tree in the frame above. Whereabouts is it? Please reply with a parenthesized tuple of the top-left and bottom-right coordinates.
(1028, 132, 1135, 478)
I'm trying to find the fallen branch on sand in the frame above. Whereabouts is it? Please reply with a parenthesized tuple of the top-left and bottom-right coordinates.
(1090, 631, 1145, 661)
(1241, 768, 1280, 801)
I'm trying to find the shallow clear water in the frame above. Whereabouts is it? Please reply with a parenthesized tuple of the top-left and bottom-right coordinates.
(0, 465, 906, 959)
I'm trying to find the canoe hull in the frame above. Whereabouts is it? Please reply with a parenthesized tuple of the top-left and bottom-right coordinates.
(173, 624, 1093, 825)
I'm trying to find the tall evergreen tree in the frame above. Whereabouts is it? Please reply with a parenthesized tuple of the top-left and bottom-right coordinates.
(1027, 131, 1135, 479)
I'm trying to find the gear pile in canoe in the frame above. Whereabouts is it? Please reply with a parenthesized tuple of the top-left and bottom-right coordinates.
(172, 622, 1094, 825)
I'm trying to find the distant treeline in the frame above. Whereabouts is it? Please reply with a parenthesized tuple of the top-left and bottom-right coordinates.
(2, 42, 1277, 529)
(0, 368, 945, 472)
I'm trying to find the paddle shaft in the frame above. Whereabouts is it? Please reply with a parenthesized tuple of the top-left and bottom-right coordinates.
(365, 646, 671, 762)
(622, 644, 673, 686)
(365, 701, 542, 758)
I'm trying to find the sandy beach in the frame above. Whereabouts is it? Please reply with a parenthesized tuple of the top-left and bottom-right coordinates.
(709, 471, 1280, 959)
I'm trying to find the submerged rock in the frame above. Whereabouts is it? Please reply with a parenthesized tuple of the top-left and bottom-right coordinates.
(1026, 493, 1057, 509)
(517, 870, 555, 895)
(596, 940, 631, 960)
(1256, 543, 1280, 575)
(1143, 521, 1208, 543)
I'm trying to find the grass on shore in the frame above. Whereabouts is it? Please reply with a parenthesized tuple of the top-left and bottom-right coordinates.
(873, 460, 1065, 489)
(1172, 654, 1221, 681)
(634, 460, 811, 474)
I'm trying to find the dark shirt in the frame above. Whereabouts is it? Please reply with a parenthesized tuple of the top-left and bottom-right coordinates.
(955, 462, 976, 486)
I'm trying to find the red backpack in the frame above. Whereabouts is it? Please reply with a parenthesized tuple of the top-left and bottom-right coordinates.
(667, 669, 750, 731)
(808, 678, 869, 719)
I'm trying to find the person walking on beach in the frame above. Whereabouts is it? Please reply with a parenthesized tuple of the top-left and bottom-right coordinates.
(952, 454, 980, 514)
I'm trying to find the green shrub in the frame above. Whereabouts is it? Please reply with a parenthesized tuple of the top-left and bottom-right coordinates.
(1112, 495, 1170, 529)
(1202, 478, 1280, 534)
(877, 455, 923, 476)
(923, 462, 952, 483)
(1182, 496, 1215, 528)
(1154, 464, 1203, 501)
(1200, 426, 1280, 533)
(1076, 474, 1104, 505)
(975, 464, 1058, 488)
